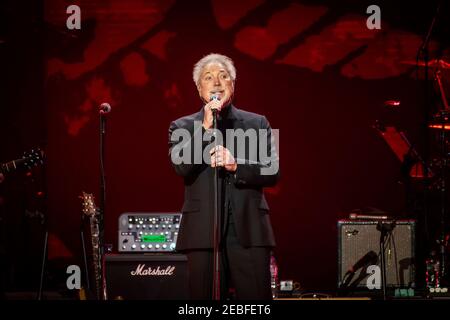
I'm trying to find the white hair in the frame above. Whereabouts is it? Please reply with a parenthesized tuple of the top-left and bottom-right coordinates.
(193, 53, 237, 86)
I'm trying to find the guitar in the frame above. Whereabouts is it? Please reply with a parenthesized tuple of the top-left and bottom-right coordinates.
(80, 191, 106, 300)
(0, 148, 44, 174)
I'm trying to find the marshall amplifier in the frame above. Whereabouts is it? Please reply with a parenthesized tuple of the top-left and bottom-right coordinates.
(338, 219, 416, 289)
(104, 254, 189, 300)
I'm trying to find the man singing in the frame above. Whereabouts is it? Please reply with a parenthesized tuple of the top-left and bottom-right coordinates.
(168, 53, 279, 300)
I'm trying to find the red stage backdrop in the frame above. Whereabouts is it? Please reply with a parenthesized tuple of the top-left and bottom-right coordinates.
(42, 0, 446, 290)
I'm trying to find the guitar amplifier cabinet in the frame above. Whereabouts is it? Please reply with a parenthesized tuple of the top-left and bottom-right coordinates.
(104, 254, 189, 300)
(337, 219, 416, 288)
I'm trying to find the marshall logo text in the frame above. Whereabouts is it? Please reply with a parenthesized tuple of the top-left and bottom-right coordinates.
(130, 264, 175, 276)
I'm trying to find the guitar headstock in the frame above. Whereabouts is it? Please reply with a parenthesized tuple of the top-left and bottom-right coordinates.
(80, 191, 97, 217)
(22, 148, 44, 170)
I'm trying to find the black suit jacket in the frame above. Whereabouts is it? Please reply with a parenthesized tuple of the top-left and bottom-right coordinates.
(168, 105, 279, 250)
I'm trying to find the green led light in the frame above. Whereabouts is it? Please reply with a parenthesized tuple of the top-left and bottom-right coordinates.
(141, 234, 166, 243)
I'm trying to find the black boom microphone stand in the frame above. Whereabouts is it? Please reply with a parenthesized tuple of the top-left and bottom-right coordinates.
(99, 102, 110, 300)
(377, 220, 396, 300)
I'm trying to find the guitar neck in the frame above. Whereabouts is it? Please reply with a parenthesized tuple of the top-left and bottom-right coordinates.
(90, 214, 104, 300)
(0, 158, 26, 174)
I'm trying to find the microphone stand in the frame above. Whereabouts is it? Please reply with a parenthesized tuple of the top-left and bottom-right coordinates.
(212, 109, 221, 300)
(37, 222, 48, 300)
(417, 0, 442, 289)
(36, 150, 48, 300)
(418, 1, 441, 182)
(377, 220, 396, 300)
(438, 111, 448, 284)
(99, 110, 107, 300)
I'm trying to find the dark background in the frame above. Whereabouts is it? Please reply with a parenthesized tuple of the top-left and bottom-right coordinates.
(1, 0, 449, 293)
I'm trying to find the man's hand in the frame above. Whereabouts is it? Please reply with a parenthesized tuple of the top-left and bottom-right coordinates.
(210, 145, 237, 172)
(0, 173, 4, 184)
(203, 99, 223, 129)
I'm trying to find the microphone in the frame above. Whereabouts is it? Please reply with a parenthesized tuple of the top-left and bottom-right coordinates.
(210, 94, 220, 101)
(349, 213, 389, 220)
(210, 95, 220, 117)
(99, 102, 112, 115)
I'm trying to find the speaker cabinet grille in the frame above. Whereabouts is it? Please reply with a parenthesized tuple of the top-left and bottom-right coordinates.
(337, 220, 415, 288)
(105, 254, 189, 300)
